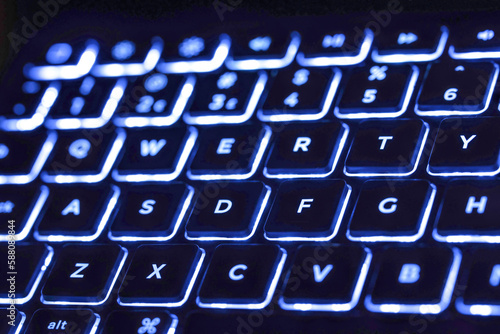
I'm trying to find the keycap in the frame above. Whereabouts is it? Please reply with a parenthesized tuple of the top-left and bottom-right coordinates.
(157, 34, 231, 73)
(41, 244, 127, 305)
(112, 126, 197, 182)
(344, 119, 428, 176)
(347, 180, 436, 242)
(0, 130, 56, 184)
(186, 181, 270, 240)
(264, 179, 350, 241)
(113, 72, 194, 128)
(197, 244, 286, 309)
(364, 246, 461, 314)
(41, 126, 125, 183)
(184, 70, 267, 125)
(428, 117, 500, 176)
(187, 124, 271, 180)
(257, 66, 340, 122)
(434, 180, 500, 243)
(456, 248, 500, 315)
(1, 309, 25, 333)
(109, 183, 193, 241)
(100, 310, 177, 334)
(449, 15, 500, 59)
(25, 308, 99, 334)
(415, 61, 498, 116)
(44, 76, 127, 129)
(0, 244, 53, 304)
(280, 244, 371, 312)
(0, 185, 48, 241)
(334, 64, 418, 119)
(118, 245, 204, 307)
(34, 184, 119, 242)
(226, 31, 301, 70)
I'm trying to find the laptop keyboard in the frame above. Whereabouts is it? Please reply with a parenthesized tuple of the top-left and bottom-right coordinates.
(3, 10, 500, 333)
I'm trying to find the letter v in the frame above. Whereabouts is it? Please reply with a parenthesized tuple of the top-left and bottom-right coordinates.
(313, 264, 333, 283)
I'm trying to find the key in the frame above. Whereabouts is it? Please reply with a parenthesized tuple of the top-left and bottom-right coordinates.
(280, 244, 371, 312)
(184, 70, 267, 125)
(434, 180, 500, 243)
(0, 244, 53, 304)
(257, 66, 340, 122)
(347, 180, 436, 242)
(449, 16, 500, 59)
(344, 119, 428, 176)
(25, 308, 99, 334)
(297, 28, 373, 66)
(187, 124, 271, 180)
(112, 126, 197, 182)
(364, 246, 461, 314)
(415, 61, 498, 116)
(34, 184, 119, 242)
(109, 183, 193, 241)
(456, 249, 500, 315)
(0, 130, 56, 184)
(334, 64, 418, 119)
(428, 117, 500, 176)
(0, 185, 48, 241)
(44, 76, 127, 129)
(1, 309, 25, 333)
(157, 34, 231, 73)
(264, 179, 350, 241)
(92, 37, 163, 77)
(41, 244, 127, 305)
(41, 126, 125, 183)
(186, 181, 270, 240)
(113, 72, 194, 128)
(118, 245, 204, 307)
(226, 31, 301, 70)
(197, 244, 286, 309)
(100, 310, 177, 334)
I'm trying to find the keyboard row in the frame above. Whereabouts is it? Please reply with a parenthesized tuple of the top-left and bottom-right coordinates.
(4, 60, 498, 131)
(3, 178, 500, 243)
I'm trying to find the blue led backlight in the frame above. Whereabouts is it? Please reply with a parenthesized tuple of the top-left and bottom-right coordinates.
(111, 40, 136, 60)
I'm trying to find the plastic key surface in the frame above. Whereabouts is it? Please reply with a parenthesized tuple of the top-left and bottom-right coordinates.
(100, 310, 177, 334)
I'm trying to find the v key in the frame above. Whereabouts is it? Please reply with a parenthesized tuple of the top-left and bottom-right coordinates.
(313, 264, 333, 283)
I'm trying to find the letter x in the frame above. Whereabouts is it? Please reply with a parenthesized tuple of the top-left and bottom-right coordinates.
(146, 263, 166, 279)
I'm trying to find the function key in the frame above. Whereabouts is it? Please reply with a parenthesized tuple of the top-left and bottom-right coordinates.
(25, 308, 99, 334)
(101, 310, 177, 334)
(334, 64, 418, 119)
(257, 66, 340, 122)
(184, 70, 267, 125)
(449, 18, 500, 59)
(415, 61, 498, 116)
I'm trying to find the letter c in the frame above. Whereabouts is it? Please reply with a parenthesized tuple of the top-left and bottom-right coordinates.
(229, 264, 247, 281)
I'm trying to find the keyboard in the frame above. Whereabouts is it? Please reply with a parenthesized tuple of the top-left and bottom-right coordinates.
(3, 7, 500, 333)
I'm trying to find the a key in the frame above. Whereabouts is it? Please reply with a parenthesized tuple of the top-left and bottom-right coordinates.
(428, 117, 500, 176)
(364, 246, 461, 314)
(41, 244, 127, 305)
(100, 310, 177, 334)
(0, 185, 48, 241)
(347, 180, 436, 242)
(118, 245, 204, 307)
(109, 183, 193, 241)
(456, 249, 500, 315)
(344, 119, 429, 176)
(264, 179, 350, 241)
(1, 309, 25, 333)
(112, 126, 197, 182)
(280, 244, 371, 312)
(415, 61, 498, 116)
(44, 76, 127, 129)
(34, 184, 119, 242)
(184, 70, 267, 125)
(449, 16, 500, 59)
(41, 126, 125, 183)
(25, 308, 99, 334)
(0, 244, 53, 304)
(186, 181, 270, 240)
(0, 130, 56, 184)
(113, 72, 194, 128)
(334, 64, 418, 119)
(187, 124, 271, 180)
(197, 244, 286, 309)
(434, 180, 500, 243)
(257, 66, 340, 122)
(157, 34, 231, 73)
(226, 31, 301, 70)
